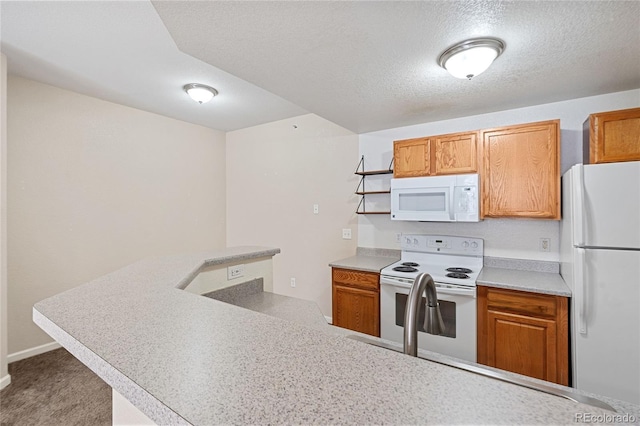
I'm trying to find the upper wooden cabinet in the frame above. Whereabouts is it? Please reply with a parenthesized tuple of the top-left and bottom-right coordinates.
(584, 107, 640, 164)
(394, 137, 431, 177)
(394, 131, 479, 178)
(481, 120, 560, 219)
(433, 132, 480, 175)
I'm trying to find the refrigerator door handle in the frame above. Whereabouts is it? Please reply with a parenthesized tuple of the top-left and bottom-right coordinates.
(573, 164, 585, 247)
(576, 247, 588, 335)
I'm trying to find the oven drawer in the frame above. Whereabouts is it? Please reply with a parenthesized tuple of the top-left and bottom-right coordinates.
(332, 268, 379, 291)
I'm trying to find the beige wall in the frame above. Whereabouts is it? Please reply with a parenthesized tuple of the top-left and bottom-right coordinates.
(1, 54, 9, 387)
(7, 76, 227, 354)
(226, 114, 359, 317)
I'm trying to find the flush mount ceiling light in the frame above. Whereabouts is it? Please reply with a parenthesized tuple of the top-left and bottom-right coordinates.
(438, 38, 505, 80)
(183, 83, 218, 104)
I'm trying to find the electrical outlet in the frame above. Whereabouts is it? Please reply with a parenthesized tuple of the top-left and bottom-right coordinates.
(539, 238, 551, 252)
(342, 228, 352, 240)
(290, 277, 296, 288)
(227, 264, 244, 280)
(313, 204, 319, 214)
(396, 233, 402, 243)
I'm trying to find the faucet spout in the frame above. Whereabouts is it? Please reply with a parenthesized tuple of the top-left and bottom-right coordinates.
(403, 273, 445, 357)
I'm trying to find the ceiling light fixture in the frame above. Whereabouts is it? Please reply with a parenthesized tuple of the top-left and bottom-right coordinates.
(183, 83, 218, 104)
(438, 38, 505, 80)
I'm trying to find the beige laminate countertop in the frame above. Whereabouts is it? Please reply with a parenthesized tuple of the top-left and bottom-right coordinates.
(330, 253, 571, 297)
(328, 254, 398, 273)
(477, 267, 571, 297)
(33, 246, 639, 425)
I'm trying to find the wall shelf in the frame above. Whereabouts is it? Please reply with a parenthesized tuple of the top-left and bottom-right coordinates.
(355, 169, 394, 176)
(356, 190, 391, 195)
(355, 156, 393, 215)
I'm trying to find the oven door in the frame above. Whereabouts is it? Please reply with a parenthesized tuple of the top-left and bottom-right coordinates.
(380, 277, 477, 363)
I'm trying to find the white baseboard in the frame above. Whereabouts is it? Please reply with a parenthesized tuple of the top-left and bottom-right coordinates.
(7, 341, 61, 364)
(324, 315, 332, 325)
(0, 373, 11, 390)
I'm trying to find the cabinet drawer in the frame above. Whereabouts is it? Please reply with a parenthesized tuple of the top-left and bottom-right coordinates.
(332, 268, 379, 291)
(485, 287, 557, 318)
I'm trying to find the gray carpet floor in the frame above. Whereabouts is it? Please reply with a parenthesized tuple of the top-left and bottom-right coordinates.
(0, 348, 111, 426)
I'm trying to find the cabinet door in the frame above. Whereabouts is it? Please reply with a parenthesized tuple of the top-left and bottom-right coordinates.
(485, 310, 558, 383)
(332, 284, 380, 336)
(393, 137, 430, 178)
(433, 131, 479, 175)
(482, 120, 560, 219)
(587, 107, 640, 164)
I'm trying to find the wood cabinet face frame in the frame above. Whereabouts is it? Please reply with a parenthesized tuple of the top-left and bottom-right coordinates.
(477, 286, 569, 386)
(392, 120, 561, 219)
(331, 268, 380, 337)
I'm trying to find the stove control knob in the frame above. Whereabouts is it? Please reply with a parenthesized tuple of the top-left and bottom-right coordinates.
(471, 241, 478, 249)
(405, 237, 412, 244)
(413, 238, 419, 245)
(462, 241, 470, 248)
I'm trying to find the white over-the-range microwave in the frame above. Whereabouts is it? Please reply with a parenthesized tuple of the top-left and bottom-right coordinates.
(390, 174, 480, 222)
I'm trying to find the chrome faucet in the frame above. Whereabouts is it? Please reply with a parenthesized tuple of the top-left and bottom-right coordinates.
(403, 273, 445, 357)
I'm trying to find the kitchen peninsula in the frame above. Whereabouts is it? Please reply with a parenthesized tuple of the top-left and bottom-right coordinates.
(33, 247, 638, 425)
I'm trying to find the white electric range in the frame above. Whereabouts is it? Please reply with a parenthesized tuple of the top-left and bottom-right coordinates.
(380, 234, 483, 362)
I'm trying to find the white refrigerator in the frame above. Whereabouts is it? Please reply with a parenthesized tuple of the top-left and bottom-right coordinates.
(560, 161, 640, 405)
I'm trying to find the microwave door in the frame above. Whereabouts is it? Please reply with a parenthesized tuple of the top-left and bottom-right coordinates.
(391, 187, 452, 221)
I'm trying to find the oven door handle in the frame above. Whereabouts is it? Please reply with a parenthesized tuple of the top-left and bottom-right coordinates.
(381, 278, 476, 298)
(380, 278, 412, 290)
(435, 286, 476, 297)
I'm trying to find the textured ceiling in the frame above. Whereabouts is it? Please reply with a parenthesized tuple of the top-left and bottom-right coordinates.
(153, 0, 640, 133)
(2, 1, 640, 134)
(0, 1, 307, 132)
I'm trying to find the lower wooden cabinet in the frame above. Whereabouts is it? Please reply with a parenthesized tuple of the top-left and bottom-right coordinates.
(332, 268, 380, 337)
(477, 286, 569, 386)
